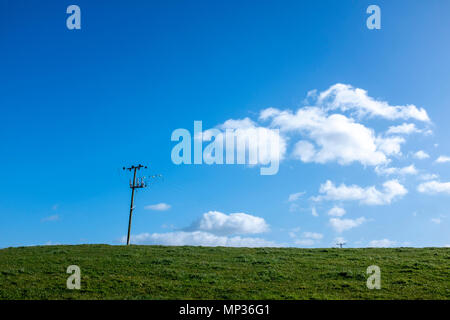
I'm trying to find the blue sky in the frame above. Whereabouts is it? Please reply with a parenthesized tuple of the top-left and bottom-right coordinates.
(1, 0, 450, 248)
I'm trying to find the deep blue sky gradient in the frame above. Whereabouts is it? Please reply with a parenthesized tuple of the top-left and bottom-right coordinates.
(1, 0, 449, 247)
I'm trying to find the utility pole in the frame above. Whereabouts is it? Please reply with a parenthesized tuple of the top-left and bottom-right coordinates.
(336, 242, 346, 248)
(123, 164, 147, 246)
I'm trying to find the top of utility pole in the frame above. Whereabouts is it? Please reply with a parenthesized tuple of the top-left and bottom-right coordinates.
(336, 242, 346, 248)
(123, 164, 147, 171)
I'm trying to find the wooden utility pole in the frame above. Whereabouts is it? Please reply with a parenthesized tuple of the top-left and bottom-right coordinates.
(123, 164, 147, 245)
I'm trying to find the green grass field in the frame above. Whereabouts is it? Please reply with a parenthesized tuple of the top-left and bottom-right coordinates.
(0, 245, 448, 300)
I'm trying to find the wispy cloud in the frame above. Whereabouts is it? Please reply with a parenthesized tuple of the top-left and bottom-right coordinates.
(369, 239, 397, 247)
(144, 203, 171, 211)
(431, 218, 441, 224)
(316, 83, 430, 122)
(419, 173, 438, 181)
(302, 232, 323, 240)
(291, 230, 323, 247)
(288, 191, 305, 202)
(413, 150, 430, 159)
(375, 164, 417, 176)
(417, 181, 450, 195)
(435, 156, 450, 163)
(294, 239, 315, 246)
(329, 217, 366, 233)
(386, 123, 423, 135)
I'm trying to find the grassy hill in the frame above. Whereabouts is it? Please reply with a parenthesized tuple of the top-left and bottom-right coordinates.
(0, 245, 448, 299)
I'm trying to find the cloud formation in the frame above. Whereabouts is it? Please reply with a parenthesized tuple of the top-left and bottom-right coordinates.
(375, 164, 418, 176)
(202, 117, 287, 168)
(369, 239, 397, 247)
(316, 83, 430, 122)
(140, 84, 437, 247)
(329, 217, 366, 233)
(386, 123, 422, 135)
(431, 218, 441, 224)
(294, 239, 315, 246)
(328, 206, 346, 217)
(417, 181, 450, 195)
(125, 231, 277, 247)
(435, 156, 450, 163)
(302, 232, 323, 240)
(211, 84, 431, 174)
(419, 173, 438, 181)
(291, 230, 323, 246)
(288, 191, 305, 202)
(263, 107, 392, 166)
(413, 150, 430, 159)
(185, 211, 269, 235)
(314, 179, 407, 205)
(145, 203, 171, 211)
(124, 211, 273, 247)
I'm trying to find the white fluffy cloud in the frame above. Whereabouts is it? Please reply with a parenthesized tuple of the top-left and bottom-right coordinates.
(328, 206, 346, 217)
(375, 164, 418, 176)
(413, 150, 430, 159)
(435, 156, 450, 163)
(145, 203, 171, 211)
(386, 123, 422, 135)
(217, 84, 432, 172)
(417, 181, 450, 195)
(187, 211, 269, 235)
(369, 239, 397, 247)
(124, 231, 277, 247)
(264, 107, 392, 166)
(124, 210, 274, 247)
(292, 140, 317, 162)
(330, 217, 366, 233)
(314, 180, 407, 205)
(375, 136, 405, 156)
(316, 83, 430, 122)
(202, 117, 287, 167)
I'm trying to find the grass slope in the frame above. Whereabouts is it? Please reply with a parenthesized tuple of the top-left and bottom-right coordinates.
(0, 245, 449, 300)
